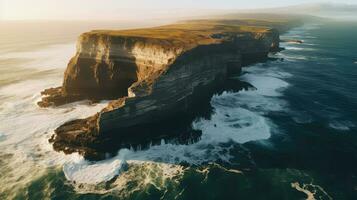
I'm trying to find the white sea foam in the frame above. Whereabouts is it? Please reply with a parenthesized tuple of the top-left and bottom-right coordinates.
(0, 78, 109, 193)
(291, 111, 313, 124)
(279, 54, 309, 61)
(193, 105, 271, 144)
(303, 43, 317, 46)
(0, 42, 110, 195)
(285, 46, 304, 50)
(62, 64, 292, 185)
(241, 75, 289, 97)
(0, 77, 108, 146)
(0, 43, 75, 70)
(284, 35, 303, 39)
(64, 152, 128, 184)
(285, 46, 316, 51)
(303, 36, 317, 39)
(0, 76, 109, 164)
(63, 23, 327, 194)
(1, 26, 299, 191)
(329, 120, 355, 131)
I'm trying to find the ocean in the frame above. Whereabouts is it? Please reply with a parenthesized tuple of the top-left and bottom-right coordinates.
(0, 21, 356, 199)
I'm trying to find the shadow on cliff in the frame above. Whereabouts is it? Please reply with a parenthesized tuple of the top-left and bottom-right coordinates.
(38, 39, 140, 107)
(50, 43, 279, 161)
(91, 60, 262, 161)
(102, 78, 256, 151)
(57, 78, 256, 161)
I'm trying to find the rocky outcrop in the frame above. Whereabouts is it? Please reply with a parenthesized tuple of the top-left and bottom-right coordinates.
(42, 20, 282, 160)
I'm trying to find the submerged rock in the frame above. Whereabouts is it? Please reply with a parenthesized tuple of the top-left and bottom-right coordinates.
(40, 20, 285, 160)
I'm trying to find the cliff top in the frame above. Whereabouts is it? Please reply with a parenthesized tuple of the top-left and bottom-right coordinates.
(43, 17, 292, 159)
(79, 20, 277, 49)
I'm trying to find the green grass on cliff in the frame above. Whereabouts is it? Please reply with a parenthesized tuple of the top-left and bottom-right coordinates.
(87, 19, 278, 49)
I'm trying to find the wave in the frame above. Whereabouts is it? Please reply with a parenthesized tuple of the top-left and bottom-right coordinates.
(302, 36, 317, 39)
(0, 77, 109, 194)
(1, 25, 305, 195)
(303, 43, 317, 46)
(291, 111, 313, 124)
(329, 120, 355, 131)
(64, 152, 128, 184)
(284, 46, 316, 51)
(0, 43, 75, 70)
(0, 41, 109, 196)
(63, 64, 292, 187)
(193, 99, 271, 144)
(0, 77, 108, 145)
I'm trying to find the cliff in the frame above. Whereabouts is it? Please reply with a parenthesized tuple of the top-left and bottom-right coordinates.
(41, 20, 282, 160)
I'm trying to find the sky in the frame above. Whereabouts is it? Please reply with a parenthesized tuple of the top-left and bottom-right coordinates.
(1, 0, 357, 20)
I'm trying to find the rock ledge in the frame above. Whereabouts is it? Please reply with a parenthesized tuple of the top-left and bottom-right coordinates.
(40, 20, 286, 160)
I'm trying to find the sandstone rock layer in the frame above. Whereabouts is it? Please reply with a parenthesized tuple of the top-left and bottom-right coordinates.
(40, 20, 286, 159)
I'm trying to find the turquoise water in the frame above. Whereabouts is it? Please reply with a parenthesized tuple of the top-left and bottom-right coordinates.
(0, 21, 357, 199)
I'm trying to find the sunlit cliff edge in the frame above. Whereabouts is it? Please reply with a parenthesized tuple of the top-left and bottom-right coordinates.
(38, 17, 303, 160)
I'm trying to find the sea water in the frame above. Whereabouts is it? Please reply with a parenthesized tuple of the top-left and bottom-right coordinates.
(0, 21, 356, 199)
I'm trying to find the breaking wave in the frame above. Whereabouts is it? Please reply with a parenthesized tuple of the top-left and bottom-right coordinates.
(63, 63, 292, 189)
(329, 120, 355, 131)
(0, 43, 108, 196)
(0, 43, 75, 70)
(2, 24, 321, 197)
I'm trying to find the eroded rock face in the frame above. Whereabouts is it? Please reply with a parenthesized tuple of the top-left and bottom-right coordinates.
(39, 35, 184, 107)
(63, 35, 183, 98)
(42, 21, 282, 160)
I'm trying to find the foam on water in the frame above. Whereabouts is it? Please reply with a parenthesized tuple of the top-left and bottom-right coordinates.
(328, 120, 355, 131)
(0, 77, 108, 146)
(278, 54, 309, 61)
(64, 153, 128, 184)
(193, 106, 271, 144)
(62, 63, 292, 186)
(303, 43, 317, 46)
(291, 111, 313, 124)
(0, 43, 110, 196)
(1, 24, 309, 196)
(0, 43, 75, 70)
(285, 46, 316, 51)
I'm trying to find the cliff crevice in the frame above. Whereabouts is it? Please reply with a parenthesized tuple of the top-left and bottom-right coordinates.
(39, 20, 284, 160)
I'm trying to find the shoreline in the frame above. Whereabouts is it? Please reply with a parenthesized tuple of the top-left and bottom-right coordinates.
(38, 19, 302, 160)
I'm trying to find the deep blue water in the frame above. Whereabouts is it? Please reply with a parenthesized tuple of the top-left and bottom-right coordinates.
(1, 21, 357, 199)
(241, 21, 357, 199)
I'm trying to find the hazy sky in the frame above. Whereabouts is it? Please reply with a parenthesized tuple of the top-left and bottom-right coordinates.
(1, 0, 357, 20)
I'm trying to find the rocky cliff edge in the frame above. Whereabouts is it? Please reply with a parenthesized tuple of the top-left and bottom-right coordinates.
(39, 20, 283, 160)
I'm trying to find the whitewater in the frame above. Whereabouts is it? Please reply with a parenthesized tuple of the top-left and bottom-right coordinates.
(2, 23, 346, 199)
(0, 33, 292, 189)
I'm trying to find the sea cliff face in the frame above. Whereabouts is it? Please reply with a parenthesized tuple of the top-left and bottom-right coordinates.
(41, 21, 282, 159)
(63, 34, 183, 99)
